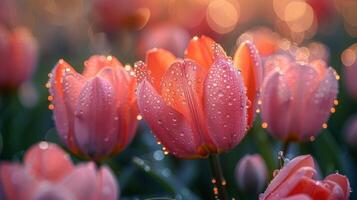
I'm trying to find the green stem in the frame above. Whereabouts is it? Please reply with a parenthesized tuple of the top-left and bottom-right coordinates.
(208, 154, 229, 200)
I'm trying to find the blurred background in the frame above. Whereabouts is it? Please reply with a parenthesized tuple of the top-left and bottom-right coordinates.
(0, 0, 357, 199)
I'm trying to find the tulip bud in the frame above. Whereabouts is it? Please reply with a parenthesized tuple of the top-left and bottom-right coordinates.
(0, 25, 38, 90)
(342, 43, 357, 99)
(235, 154, 267, 194)
(48, 55, 138, 161)
(261, 53, 338, 142)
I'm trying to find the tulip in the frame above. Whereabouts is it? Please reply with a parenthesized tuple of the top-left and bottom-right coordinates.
(260, 155, 350, 200)
(0, 141, 119, 200)
(137, 23, 190, 57)
(0, 25, 38, 90)
(48, 55, 138, 161)
(343, 115, 357, 147)
(260, 53, 338, 141)
(135, 35, 262, 159)
(235, 154, 267, 194)
(342, 43, 357, 99)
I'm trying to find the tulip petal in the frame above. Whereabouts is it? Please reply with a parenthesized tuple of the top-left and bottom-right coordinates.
(146, 48, 176, 90)
(32, 183, 76, 200)
(137, 80, 201, 158)
(24, 142, 73, 182)
(288, 178, 330, 200)
(74, 77, 117, 160)
(281, 194, 312, 200)
(324, 174, 350, 199)
(233, 41, 263, 126)
(261, 155, 314, 200)
(261, 71, 293, 140)
(49, 60, 79, 152)
(59, 163, 98, 200)
(83, 55, 123, 78)
(283, 64, 322, 138)
(301, 68, 338, 139)
(263, 53, 292, 76)
(185, 35, 215, 69)
(203, 58, 247, 150)
(96, 166, 119, 200)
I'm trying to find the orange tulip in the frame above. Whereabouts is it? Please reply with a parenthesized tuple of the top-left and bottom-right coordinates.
(135, 36, 262, 158)
(48, 55, 138, 161)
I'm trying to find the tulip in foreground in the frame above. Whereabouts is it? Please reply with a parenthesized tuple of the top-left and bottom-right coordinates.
(135, 36, 262, 159)
(261, 53, 338, 141)
(260, 155, 350, 200)
(0, 142, 118, 200)
(48, 55, 138, 161)
(0, 25, 38, 90)
(235, 154, 267, 194)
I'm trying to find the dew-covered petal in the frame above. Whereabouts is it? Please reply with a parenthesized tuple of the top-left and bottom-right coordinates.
(185, 35, 215, 70)
(263, 53, 292, 76)
(233, 41, 263, 126)
(300, 68, 338, 140)
(203, 58, 247, 150)
(261, 71, 293, 140)
(96, 166, 119, 200)
(261, 155, 315, 200)
(283, 64, 321, 140)
(82, 55, 122, 78)
(74, 77, 117, 160)
(49, 60, 80, 152)
(146, 48, 176, 90)
(23, 142, 73, 182)
(59, 163, 98, 200)
(287, 178, 330, 200)
(137, 80, 201, 158)
(324, 174, 350, 200)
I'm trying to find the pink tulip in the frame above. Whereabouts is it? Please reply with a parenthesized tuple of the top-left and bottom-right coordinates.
(235, 154, 267, 194)
(344, 115, 357, 147)
(135, 35, 262, 158)
(342, 44, 357, 99)
(260, 155, 350, 200)
(48, 55, 138, 161)
(260, 53, 338, 141)
(0, 25, 38, 90)
(137, 23, 190, 57)
(0, 141, 119, 200)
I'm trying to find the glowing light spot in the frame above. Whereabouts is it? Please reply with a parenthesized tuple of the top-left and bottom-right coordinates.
(262, 122, 268, 129)
(48, 104, 55, 110)
(334, 99, 339, 106)
(39, 141, 49, 150)
(322, 123, 328, 129)
(136, 114, 143, 120)
(207, 0, 239, 34)
(330, 107, 336, 113)
(45, 82, 51, 88)
(256, 108, 261, 113)
(48, 96, 54, 101)
(124, 64, 131, 71)
(106, 56, 113, 61)
(341, 48, 356, 67)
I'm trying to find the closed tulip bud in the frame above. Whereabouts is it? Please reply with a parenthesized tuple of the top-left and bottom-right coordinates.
(260, 155, 350, 200)
(261, 53, 338, 142)
(0, 25, 38, 90)
(135, 35, 262, 158)
(235, 154, 267, 194)
(0, 142, 119, 200)
(48, 55, 138, 161)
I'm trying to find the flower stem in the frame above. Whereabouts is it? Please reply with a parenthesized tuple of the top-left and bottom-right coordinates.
(279, 141, 290, 168)
(208, 154, 229, 200)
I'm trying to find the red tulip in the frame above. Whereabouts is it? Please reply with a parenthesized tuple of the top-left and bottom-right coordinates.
(235, 154, 267, 194)
(260, 155, 350, 200)
(0, 142, 118, 200)
(135, 35, 262, 158)
(0, 25, 38, 90)
(48, 55, 138, 161)
(261, 53, 338, 141)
